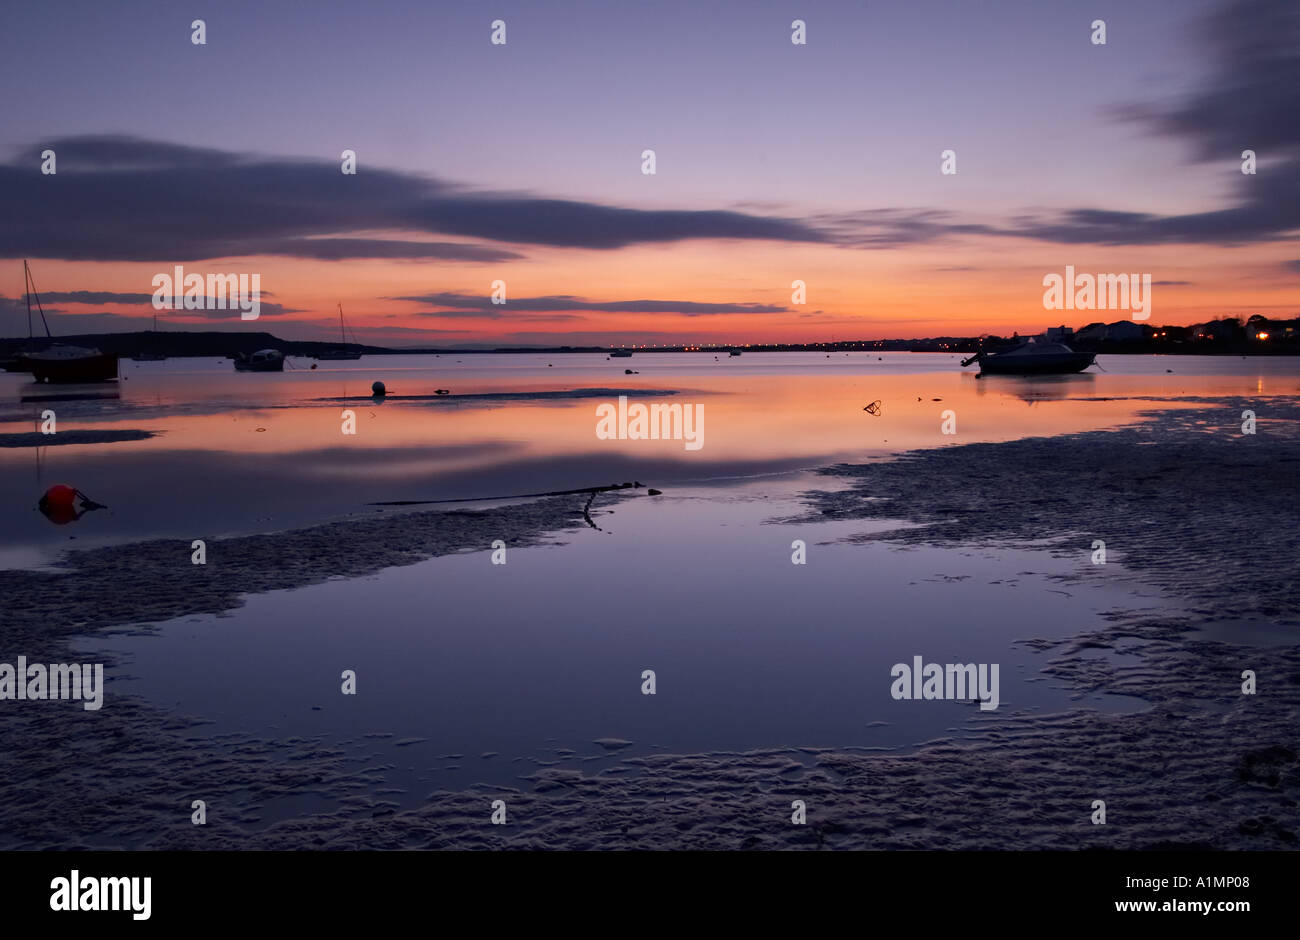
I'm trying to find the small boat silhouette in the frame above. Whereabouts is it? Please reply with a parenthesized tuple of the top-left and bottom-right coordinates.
(315, 304, 363, 360)
(961, 338, 1095, 376)
(234, 349, 285, 372)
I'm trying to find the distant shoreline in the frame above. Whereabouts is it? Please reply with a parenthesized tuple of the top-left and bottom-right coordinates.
(3, 329, 1299, 360)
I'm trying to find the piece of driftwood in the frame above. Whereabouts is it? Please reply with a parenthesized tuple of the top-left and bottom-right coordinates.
(367, 480, 648, 507)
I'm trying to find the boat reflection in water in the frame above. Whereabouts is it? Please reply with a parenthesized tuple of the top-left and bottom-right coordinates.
(20, 386, 121, 404)
(972, 372, 1096, 405)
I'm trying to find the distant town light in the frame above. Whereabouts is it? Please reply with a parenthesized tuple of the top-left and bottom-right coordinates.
(1256, 331, 1270, 340)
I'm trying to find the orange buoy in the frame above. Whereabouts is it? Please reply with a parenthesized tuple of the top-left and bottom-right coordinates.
(38, 485, 80, 525)
(42, 484, 78, 510)
(37, 485, 107, 525)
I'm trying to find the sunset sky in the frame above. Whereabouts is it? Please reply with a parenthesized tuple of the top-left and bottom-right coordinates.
(1, 0, 1296, 347)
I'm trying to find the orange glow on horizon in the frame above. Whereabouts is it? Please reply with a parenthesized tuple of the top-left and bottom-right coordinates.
(9, 237, 1297, 347)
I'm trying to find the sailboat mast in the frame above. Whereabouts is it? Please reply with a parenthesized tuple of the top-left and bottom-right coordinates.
(23, 260, 32, 339)
(25, 260, 52, 338)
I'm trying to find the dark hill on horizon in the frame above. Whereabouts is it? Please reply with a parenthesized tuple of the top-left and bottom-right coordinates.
(0, 330, 393, 359)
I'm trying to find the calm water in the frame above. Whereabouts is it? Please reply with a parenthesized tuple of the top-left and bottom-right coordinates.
(74, 476, 1160, 804)
(6, 352, 1297, 809)
(5, 350, 1296, 564)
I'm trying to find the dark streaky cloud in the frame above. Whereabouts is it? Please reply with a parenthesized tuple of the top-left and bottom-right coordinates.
(1, 136, 829, 262)
(398, 292, 791, 318)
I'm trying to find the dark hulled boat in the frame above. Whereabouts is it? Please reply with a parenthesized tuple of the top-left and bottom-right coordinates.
(23, 345, 122, 382)
(961, 340, 1095, 376)
(234, 349, 285, 372)
(13, 261, 119, 383)
(0, 354, 31, 373)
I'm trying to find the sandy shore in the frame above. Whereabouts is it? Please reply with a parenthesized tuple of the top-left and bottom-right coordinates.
(807, 398, 1300, 627)
(2, 398, 1297, 850)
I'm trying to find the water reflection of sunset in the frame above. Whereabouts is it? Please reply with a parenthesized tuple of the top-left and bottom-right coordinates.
(5, 353, 1294, 563)
(3, 364, 1184, 467)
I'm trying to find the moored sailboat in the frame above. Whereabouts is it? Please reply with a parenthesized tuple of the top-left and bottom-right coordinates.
(315, 304, 363, 360)
(13, 261, 120, 383)
(131, 315, 169, 360)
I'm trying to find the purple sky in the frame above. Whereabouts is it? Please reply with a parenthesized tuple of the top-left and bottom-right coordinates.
(2, 0, 1295, 345)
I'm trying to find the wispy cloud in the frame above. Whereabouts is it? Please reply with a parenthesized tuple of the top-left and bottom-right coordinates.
(415, 310, 585, 322)
(399, 292, 792, 317)
(0, 292, 298, 318)
(1006, 0, 1300, 246)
